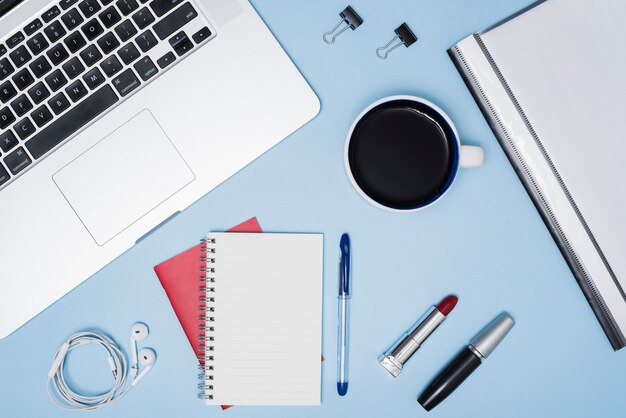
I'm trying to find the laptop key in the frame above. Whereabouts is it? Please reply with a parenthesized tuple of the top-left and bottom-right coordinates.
(30, 55, 52, 78)
(61, 8, 84, 30)
(9, 46, 32, 68)
(153, 3, 197, 40)
(79, 44, 102, 66)
(4, 146, 31, 175)
(0, 45, 5, 56)
(117, 42, 140, 64)
(156, 51, 174, 68)
(0, 163, 9, 185)
(12, 68, 35, 90)
(100, 55, 122, 76)
(78, 0, 101, 18)
(0, 81, 17, 103)
(149, 0, 183, 17)
(59, 0, 80, 10)
(43, 22, 67, 43)
(116, 0, 139, 15)
(13, 118, 36, 140)
(114, 19, 138, 42)
(97, 32, 119, 54)
(82, 19, 104, 41)
(11, 94, 33, 117)
(111, 68, 140, 96)
(65, 79, 88, 102)
(192, 26, 211, 44)
(26, 33, 49, 56)
(132, 7, 155, 29)
(82, 67, 105, 89)
(31, 105, 53, 127)
(64, 31, 87, 53)
(62, 57, 85, 79)
(133, 56, 157, 81)
(0, 107, 16, 129)
(169, 31, 192, 56)
(99, 6, 121, 28)
(25, 85, 119, 159)
(0, 131, 18, 152)
(42, 6, 61, 23)
(135, 30, 157, 52)
(27, 81, 50, 104)
(7, 32, 25, 49)
(0, 58, 15, 80)
(45, 69, 68, 92)
(47, 44, 70, 66)
(48, 92, 71, 114)
(24, 19, 43, 36)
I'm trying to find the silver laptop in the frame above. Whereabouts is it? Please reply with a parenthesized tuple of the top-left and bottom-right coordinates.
(0, 0, 320, 338)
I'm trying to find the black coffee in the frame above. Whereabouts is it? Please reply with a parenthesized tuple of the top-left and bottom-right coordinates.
(348, 100, 457, 210)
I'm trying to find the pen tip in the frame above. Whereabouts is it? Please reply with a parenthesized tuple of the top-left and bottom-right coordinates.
(337, 382, 348, 396)
(436, 295, 458, 316)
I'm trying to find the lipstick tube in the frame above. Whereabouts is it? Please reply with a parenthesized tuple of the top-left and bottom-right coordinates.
(417, 312, 515, 411)
(380, 296, 457, 377)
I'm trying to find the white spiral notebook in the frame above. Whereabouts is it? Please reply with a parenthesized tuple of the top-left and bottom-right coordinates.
(449, 0, 626, 349)
(198, 232, 323, 405)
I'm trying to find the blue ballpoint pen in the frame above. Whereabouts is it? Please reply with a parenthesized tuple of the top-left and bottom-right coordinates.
(337, 233, 351, 396)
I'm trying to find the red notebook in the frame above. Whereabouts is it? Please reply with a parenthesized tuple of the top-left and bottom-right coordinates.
(154, 217, 262, 410)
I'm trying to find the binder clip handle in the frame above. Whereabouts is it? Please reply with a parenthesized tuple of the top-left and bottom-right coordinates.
(323, 6, 363, 44)
(376, 23, 417, 59)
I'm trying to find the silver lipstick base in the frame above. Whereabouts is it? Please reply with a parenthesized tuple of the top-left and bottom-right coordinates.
(379, 308, 446, 377)
(379, 354, 403, 377)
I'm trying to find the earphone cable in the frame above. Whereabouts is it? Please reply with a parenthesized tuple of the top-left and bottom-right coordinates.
(47, 331, 136, 411)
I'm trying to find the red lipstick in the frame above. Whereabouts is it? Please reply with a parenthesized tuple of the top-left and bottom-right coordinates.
(437, 295, 458, 316)
(380, 295, 458, 377)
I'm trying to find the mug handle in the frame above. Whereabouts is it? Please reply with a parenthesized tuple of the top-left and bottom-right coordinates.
(460, 145, 484, 168)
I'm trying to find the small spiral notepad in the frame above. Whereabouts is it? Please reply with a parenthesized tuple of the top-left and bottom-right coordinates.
(198, 232, 323, 406)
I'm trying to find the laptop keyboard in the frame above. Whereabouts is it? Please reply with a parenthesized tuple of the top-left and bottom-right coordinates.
(0, 0, 214, 189)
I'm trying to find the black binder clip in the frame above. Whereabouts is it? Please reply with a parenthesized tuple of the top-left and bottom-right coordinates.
(323, 6, 363, 44)
(376, 23, 417, 59)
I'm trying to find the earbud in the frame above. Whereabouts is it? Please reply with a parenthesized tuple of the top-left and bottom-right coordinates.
(130, 322, 149, 370)
(139, 347, 156, 366)
(131, 348, 156, 387)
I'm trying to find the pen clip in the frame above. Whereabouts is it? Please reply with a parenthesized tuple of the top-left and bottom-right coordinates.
(339, 234, 350, 297)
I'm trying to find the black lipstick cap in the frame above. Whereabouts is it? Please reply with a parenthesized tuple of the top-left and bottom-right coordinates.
(417, 347, 481, 411)
(418, 312, 515, 411)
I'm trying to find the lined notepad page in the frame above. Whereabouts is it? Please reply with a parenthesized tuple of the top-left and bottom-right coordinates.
(204, 232, 323, 406)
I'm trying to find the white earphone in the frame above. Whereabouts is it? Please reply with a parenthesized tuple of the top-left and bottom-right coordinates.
(132, 347, 156, 387)
(130, 322, 150, 372)
(47, 323, 157, 411)
(129, 323, 155, 382)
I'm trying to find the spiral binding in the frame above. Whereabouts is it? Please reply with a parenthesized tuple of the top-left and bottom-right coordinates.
(198, 237, 216, 400)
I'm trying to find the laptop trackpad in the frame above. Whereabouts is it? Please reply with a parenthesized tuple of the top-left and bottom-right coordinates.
(53, 110, 194, 245)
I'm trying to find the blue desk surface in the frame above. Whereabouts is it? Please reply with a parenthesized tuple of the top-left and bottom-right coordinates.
(2, 0, 626, 417)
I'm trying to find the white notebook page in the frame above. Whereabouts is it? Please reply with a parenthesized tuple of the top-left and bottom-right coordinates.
(203, 232, 323, 405)
(481, 0, 626, 290)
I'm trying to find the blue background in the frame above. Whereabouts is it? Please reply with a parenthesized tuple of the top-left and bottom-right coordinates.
(2, 0, 625, 417)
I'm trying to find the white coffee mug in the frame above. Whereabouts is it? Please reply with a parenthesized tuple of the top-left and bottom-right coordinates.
(344, 95, 483, 212)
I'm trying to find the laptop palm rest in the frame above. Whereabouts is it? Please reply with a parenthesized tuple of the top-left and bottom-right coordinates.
(53, 109, 195, 245)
